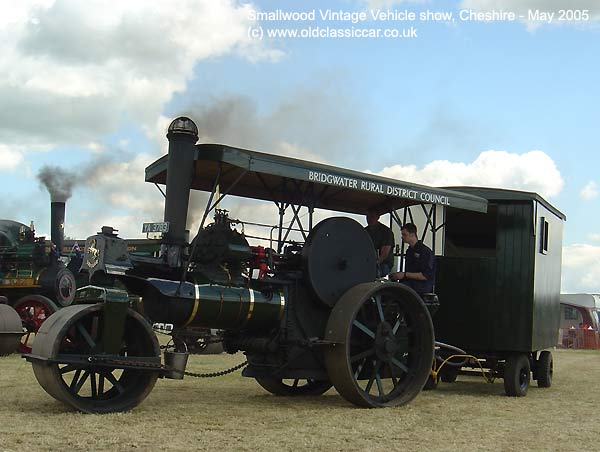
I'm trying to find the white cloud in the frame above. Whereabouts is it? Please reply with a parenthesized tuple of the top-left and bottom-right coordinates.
(580, 181, 598, 201)
(460, 0, 600, 30)
(587, 233, 600, 241)
(85, 142, 105, 154)
(373, 150, 563, 198)
(0, 0, 280, 147)
(562, 244, 600, 292)
(0, 0, 284, 239)
(0, 144, 24, 171)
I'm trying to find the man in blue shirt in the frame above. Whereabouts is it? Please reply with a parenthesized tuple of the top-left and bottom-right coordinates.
(389, 223, 435, 295)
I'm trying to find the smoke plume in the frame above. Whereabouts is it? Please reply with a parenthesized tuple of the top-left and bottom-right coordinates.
(37, 165, 79, 202)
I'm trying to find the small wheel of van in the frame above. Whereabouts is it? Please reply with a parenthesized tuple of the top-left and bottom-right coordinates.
(536, 350, 553, 388)
(503, 353, 530, 397)
(439, 365, 460, 383)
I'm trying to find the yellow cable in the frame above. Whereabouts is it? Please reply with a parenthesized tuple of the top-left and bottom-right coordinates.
(431, 354, 495, 384)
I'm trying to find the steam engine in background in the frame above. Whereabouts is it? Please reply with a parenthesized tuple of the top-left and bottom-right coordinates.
(0, 201, 79, 353)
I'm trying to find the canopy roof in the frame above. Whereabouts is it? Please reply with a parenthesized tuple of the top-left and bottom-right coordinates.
(444, 186, 565, 221)
(145, 144, 488, 215)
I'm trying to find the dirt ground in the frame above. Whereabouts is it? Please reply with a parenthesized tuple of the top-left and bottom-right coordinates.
(0, 348, 598, 452)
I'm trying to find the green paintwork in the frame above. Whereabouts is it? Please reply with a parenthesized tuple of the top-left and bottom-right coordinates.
(75, 286, 130, 355)
(434, 193, 563, 354)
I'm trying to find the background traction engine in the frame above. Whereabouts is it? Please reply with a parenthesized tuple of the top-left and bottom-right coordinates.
(23, 117, 435, 412)
(0, 213, 78, 354)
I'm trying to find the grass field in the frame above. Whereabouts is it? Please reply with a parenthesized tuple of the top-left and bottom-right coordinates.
(1, 348, 598, 452)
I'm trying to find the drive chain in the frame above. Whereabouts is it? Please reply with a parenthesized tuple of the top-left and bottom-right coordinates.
(88, 355, 247, 379)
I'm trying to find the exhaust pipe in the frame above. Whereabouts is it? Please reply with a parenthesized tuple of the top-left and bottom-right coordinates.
(50, 201, 65, 256)
(162, 117, 198, 267)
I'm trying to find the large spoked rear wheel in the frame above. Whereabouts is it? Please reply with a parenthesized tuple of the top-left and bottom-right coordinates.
(324, 282, 434, 407)
(256, 377, 332, 396)
(31, 304, 160, 413)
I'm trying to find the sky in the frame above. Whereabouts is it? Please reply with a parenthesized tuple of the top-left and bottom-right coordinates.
(0, 0, 598, 293)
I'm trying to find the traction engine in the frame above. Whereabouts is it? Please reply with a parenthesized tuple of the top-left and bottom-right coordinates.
(20, 117, 435, 413)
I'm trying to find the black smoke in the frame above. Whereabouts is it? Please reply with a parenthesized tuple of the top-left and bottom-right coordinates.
(37, 165, 79, 202)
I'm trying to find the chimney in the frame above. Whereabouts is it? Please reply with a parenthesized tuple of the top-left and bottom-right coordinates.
(162, 117, 198, 267)
(50, 201, 65, 255)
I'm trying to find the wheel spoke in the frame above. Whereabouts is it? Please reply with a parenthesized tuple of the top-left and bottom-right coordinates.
(392, 318, 401, 334)
(293, 379, 299, 388)
(350, 348, 375, 363)
(374, 295, 384, 322)
(391, 357, 409, 373)
(104, 371, 125, 395)
(90, 373, 97, 398)
(70, 370, 90, 394)
(69, 369, 82, 390)
(388, 362, 399, 387)
(59, 364, 78, 375)
(354, 358, 366, 379)
(352, 320, 375, 338)
(375, 373, 384, 397)
(98, 374, 105, 396)
(364, 360, 381, 394)
(76, 323, 96, 349)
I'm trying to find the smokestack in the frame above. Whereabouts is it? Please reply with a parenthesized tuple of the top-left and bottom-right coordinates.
(163, 117, 198, 267)
(51, 201, 65, 255)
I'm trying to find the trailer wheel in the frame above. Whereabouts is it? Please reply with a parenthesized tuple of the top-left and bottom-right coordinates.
(503, 353, 530, 397)
(255, 378, 332, 396)
(324, 282, 434, 407)
(440, 365, 460, 383)
(536, 351, 553, 388)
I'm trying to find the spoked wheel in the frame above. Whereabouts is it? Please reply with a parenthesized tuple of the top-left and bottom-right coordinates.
(31, 304, 160, 413)
(324, 282, 434, 407)
(255, 377, 332, 396)
(13, 295, 58, 354)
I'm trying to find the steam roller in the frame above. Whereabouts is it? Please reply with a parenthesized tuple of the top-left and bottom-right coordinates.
(25, 215, 434, 412)
(22, 116, 489, 412)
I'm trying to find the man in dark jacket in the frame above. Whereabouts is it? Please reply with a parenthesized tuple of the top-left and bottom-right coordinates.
(389, 223, 435, 295)
(365, 208, 395, 277)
